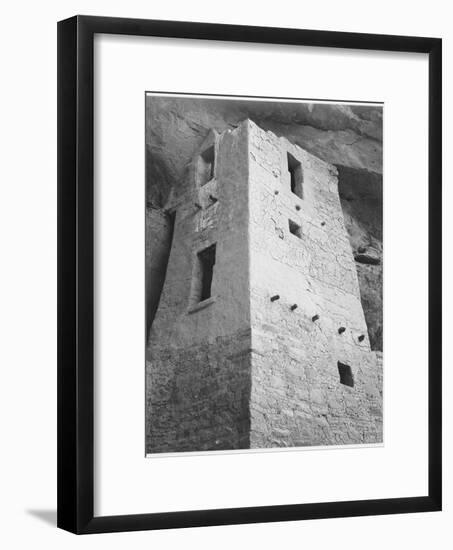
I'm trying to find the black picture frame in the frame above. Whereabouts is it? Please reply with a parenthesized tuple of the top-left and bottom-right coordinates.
(57, 15, 442, 534)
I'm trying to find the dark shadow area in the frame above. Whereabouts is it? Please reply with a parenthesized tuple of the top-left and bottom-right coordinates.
(26, 509, 57, 526)
(337, 165, 383, 351)
(145, 208, 176, 340)
(338, 361, 354, 387)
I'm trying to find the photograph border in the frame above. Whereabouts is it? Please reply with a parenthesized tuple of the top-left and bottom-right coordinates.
(57, 15, 442, 534)
(143, 90, 385, 459)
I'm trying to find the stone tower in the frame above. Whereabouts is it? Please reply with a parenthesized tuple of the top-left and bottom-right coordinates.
(146, 119, 382, 454)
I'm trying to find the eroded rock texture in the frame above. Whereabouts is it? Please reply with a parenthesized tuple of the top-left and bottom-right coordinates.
(146, 96, 382, 350)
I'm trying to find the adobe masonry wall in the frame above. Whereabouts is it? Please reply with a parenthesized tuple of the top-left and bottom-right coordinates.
(247, 121, 382, 447)
(146, 122, 253, 453)
(146, 330, 251, 452)
(147, 123, 251, 349)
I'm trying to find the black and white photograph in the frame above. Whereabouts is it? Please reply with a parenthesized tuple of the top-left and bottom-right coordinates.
(145, 94, 383, 454)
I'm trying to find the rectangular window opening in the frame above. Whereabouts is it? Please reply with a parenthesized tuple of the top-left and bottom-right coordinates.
(338, 361, 354, 387)
(199, 146, 215, 186)
(287, 152, 303, 198)
(288, 219, 302, 239)
(197, 244, 216, 302)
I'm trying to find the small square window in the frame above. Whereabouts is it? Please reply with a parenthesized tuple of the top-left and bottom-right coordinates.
(288, 219, 302, 239)
(338, 362, 354, 387)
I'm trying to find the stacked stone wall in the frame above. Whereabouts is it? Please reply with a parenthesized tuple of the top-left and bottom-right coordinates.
(146, 330, 251, 452)
(146, 123, 252, 453)
(247, 121, 382, 447)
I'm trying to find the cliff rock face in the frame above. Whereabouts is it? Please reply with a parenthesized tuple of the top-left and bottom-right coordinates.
(145, 96, 383, 350)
